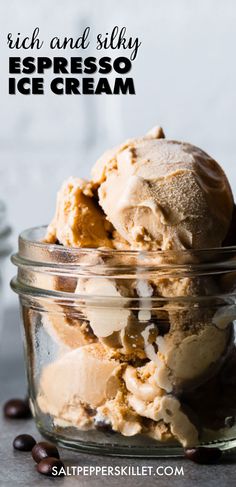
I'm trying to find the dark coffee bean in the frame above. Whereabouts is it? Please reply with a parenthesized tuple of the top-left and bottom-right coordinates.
(37, 457, 65, 477)
(13, 434, 36, 451)
(225, 416, 235, 428)
(32, 441, 60, 463)
(3, 399, 31, 419)
(185, 447, 222, 464)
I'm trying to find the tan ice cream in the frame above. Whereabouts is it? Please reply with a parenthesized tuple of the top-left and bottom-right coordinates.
(36, 125, 236, 449)
(75, 277, 132, 338)
(41, 306, 96, 350)
(45, 177, 113, 248)
(38, 343, 121, 427)
(92, 130, 233, 250)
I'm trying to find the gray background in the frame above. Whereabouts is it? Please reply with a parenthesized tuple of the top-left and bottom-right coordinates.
(1, 0, 236, 304)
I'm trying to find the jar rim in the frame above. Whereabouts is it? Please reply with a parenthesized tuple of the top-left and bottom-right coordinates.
(11, 225, 236, 305)
(17, 225, 236, 259)
(11, 274, 236, 310)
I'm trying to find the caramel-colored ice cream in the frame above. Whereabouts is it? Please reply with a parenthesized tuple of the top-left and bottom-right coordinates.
(38, 344, 121, 424)
(45, 177, 113, 248)
(92, 131, 233, 250)
(36, 125, 236, 449)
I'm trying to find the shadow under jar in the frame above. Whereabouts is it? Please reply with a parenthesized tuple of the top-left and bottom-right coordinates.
(11, 226, 236, 457)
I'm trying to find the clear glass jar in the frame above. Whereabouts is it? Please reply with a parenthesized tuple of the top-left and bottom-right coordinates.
(0, 201, 11, 336)
(11, 226, 236, 456)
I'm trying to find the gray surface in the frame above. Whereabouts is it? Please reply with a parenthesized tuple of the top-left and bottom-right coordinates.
(0, 308, 236, 487)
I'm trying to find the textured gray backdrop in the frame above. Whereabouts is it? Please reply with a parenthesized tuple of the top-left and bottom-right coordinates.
(1, 0, 236, 304)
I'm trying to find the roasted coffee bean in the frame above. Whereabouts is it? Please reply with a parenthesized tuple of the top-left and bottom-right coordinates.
(37, 457, 65, 477)
(13, 434, 36, 451)
(184, 447, 222, 464)
(3, 399, 31, 419)
(32, 441, 60, 463)
(225, 416, 235, 428)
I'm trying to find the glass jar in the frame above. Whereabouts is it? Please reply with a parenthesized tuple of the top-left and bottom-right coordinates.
(11, 226, 236, 457)
(0, 201, 11, 336)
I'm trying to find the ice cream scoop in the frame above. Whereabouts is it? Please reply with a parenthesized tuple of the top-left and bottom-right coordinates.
(92, 128, 233, 250)
(37, 344, 121, 422)
(45, 177, 113, 248)
(123, 362, 199, 447)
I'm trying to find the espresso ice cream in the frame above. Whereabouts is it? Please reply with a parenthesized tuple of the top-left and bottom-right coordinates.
(36, 126, 236, 449)
(45, 177, 113, 248)
(92, 128, 233, 250)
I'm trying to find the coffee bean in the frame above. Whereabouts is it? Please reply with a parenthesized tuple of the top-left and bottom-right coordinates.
(184, 447, 222, 464)
(13, 434, 36, 451)
(3, 399, 31, 419)
(32, 441, 60, 463)
(37, 457, 65, 477)
(225, 416, 235, 428)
